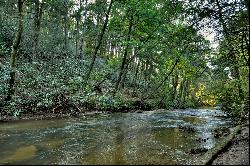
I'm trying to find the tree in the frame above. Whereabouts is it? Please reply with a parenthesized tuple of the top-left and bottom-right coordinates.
(5, 0, 25, 101)
(114, 10, 133, 93)
(185, 0, 249, 116)
(32, 0, 44, 60)
(85, 0, 114, 82)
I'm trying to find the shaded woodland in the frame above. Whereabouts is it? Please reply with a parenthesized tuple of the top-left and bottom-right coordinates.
(0, 0, 249, 121)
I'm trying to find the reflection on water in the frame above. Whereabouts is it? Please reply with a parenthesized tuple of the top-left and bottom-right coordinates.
(0, 145, 37, 164)
(0, 108, 232, 165)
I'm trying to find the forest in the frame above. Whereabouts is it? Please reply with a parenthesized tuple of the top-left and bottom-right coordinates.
(0, 0, 249, 122)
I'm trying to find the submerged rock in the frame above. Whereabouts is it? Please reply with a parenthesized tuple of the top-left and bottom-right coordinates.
(214, 127, 230, 138)
(178, 125, 196, 133)
(190, 147, 208, 154)
(135, 110, 143, 113)
(196, 137, 209, 143)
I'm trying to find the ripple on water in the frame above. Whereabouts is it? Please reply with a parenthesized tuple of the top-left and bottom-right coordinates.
(0, 108, 233, 165)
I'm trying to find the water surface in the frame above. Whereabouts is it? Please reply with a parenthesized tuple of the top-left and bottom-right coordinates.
(0, 108, 233, 165)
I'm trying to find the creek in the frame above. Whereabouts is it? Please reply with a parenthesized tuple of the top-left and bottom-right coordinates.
(0, 108, 233, 165)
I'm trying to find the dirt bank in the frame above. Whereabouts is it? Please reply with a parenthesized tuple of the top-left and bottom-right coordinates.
(212, 124, 249, 165)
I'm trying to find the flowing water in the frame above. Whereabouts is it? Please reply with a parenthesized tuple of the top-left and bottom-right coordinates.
(0, 108, 233, 165)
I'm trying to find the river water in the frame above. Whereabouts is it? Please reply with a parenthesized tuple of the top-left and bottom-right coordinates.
(0, 108, 233, 165)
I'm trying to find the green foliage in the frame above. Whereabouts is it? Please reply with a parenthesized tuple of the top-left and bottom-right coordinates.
(96, 93, 125, 110)
(218, 80, 249, 121)
(0, 19, 15, 49)
(0, 64, 9, 100)
(1, 59, 130, 114)
(0, 42, 10, 57)
(182, 99, 197, 109)
(0, 0, 248, 122)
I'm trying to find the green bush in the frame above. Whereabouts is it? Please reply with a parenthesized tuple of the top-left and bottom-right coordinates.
(219, 81, 249, 122)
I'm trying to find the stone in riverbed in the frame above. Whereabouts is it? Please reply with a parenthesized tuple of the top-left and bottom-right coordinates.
(178, 125, 196, 133)
(190, 147, 208, 154)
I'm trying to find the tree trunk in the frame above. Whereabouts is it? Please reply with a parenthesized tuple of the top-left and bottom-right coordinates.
(155, 55, 181, 92)
(132, 60, 140, 96)
(79, 0, 88, 60)
(64, 0, 69, 52)
(215, 0, 244, 100)
(232, 65, 243, 99)
(33, 0, 43, 60)
(183, 79, 190, 105)
(75, 16, 79, 57)
(179, 78, 185, 104)
(5, 0, 25, 101)
(75, 0, 83, 58)
(172, 73, 179, 102)
(85, 0, 114, 82)
(114, 14, 133, 93)
(143, 61, 150, 92)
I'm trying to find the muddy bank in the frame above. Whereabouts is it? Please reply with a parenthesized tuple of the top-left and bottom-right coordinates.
(212, 124, 249, 165)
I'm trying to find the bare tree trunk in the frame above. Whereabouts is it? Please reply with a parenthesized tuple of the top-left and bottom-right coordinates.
(120, 58, 130, 89)
(75, 0, 82, 58)
(79, 38, 84, 59)
(132, 60, 140, 96)
(143, 61, 150, 92)
(114, 14, 133, 93)
(33, 0, 43, 60)
(183, 79, 190, 105)
(137, 61, 144, 96)
(85, 0, 114, 82)
(179, 78, 184, 102)
(246, 0, 250, 61)
(5, 0, 25, 101)
(75, 17, 79, 57)
(155, 55, 181, 92)
(172, 73, 179, 102)
(79, 0, 88, 60)
(63, 0, 69, 52)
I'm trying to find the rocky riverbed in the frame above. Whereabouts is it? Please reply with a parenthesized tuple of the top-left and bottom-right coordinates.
(212, 124, 249, 165)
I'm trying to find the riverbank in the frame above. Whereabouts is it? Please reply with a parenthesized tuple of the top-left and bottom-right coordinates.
(212, 123, 249, 165)
(0, 98, 154, 122)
